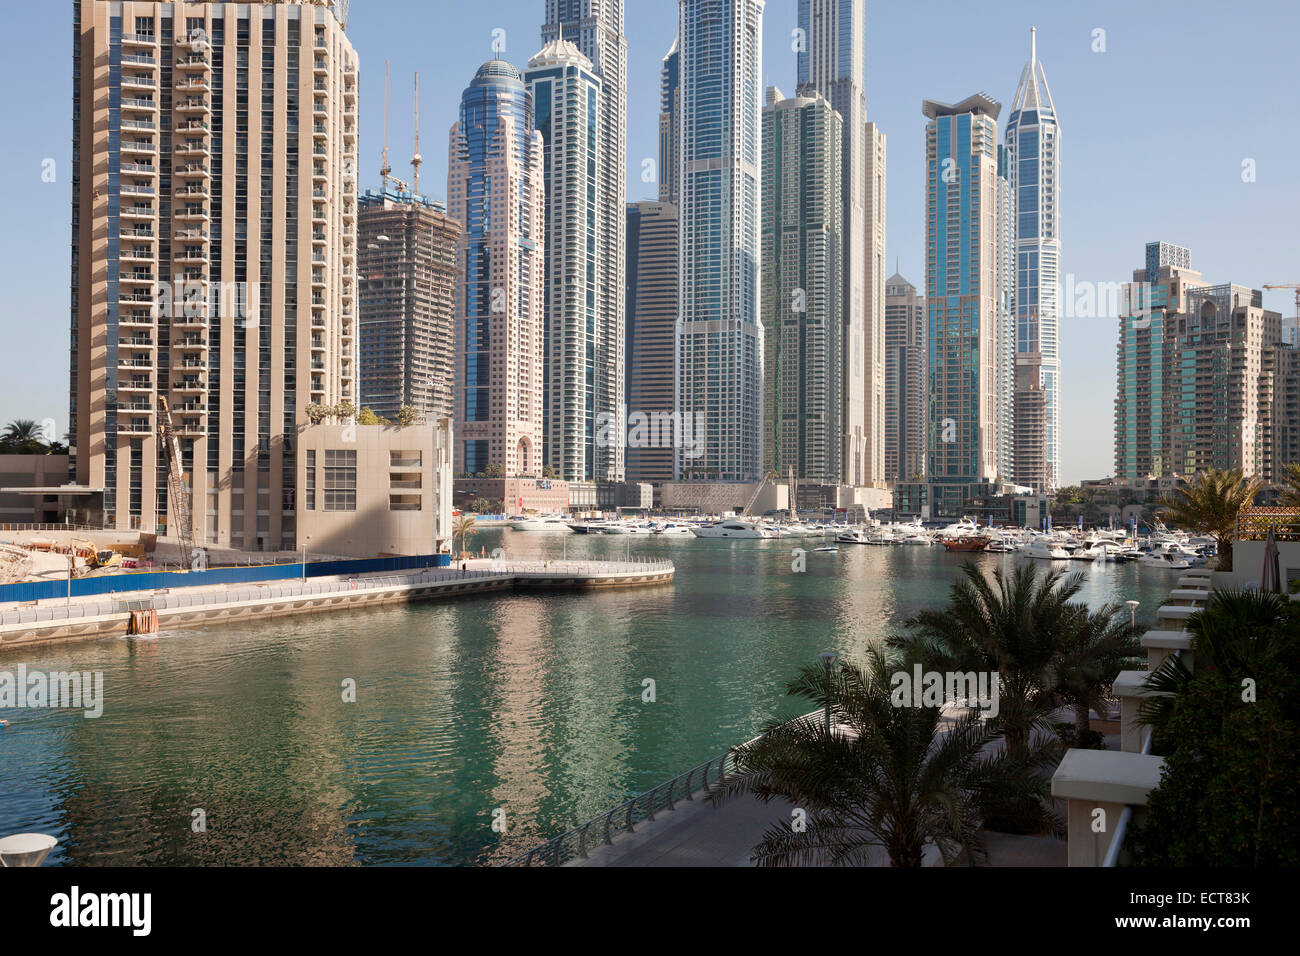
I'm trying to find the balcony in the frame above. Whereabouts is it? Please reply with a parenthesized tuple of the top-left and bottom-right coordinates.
(314, 59, 328, 76)
(175, 141, 211, 157)
(175, 335, 207, 350)
(120, 140, 156, 156)
(122, 54, 156, 68)
(174, 206, 210, 222)
(177, 98, 210, 114)
(174, 185, 210, 199)
(120, 205, 154, 219)
(121, 75, 157, 91)
(176, 54, 211, 72)
(175, 163, 211, 180)
(119, 161, 155, 175)
(121, 97, 158, 113)
(174, 249, 208, 265)
(119, 248, 154, 262)
(121, 119, 156, 132)
(117, 421, 154, 435)
(176, 78, 211, 94)
(121, 33, 157, 48)
(118, 271, 155, 285)
(172, 379, 205, 393)
(120, 182, 156, 197)
(119, 378, 154, 392)
(177, 420, 207, 436)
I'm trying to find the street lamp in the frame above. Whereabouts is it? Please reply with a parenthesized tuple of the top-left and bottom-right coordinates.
(1126, 599, 1140, 629)
(0, 833, 58, 867)
(818, 651, 839, 736)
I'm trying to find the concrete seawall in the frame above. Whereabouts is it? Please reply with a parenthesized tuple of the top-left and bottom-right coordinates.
(0, 560, 674, 651)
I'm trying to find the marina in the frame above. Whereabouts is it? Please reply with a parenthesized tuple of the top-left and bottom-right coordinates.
(0, 527, 1172, 866)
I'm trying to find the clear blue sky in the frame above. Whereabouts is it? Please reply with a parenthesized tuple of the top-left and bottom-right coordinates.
(1, 0, 1296, 484)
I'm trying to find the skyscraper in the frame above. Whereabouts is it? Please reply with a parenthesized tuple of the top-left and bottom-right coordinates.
(70, 0, 358, 550)
(541, 0, 627, 482)
(761, 87, 843, 483)
(659, 35, 681, 206)
(796, 0, 886, 487)
(884, 271, 925, 482)
(1005, 27, 1061, 492)
(447, 60, 546, 478)
(625, 201, 679, 485)
(676, 0, 766, 482)
(923, 92, 1004, 515)
(525, 40, 603, 482)
(357, 190, 460, 423)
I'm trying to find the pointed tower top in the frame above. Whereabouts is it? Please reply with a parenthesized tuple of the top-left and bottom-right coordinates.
(1031, 25, 1037, 68)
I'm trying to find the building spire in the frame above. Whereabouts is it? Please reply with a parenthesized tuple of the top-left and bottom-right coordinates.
(1031, 25, 1037, 68)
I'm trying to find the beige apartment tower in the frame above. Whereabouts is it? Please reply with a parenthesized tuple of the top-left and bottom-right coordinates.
(70, 0, 359, 551)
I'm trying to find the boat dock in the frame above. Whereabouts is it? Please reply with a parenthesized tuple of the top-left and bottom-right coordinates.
(0, 559, 674, 650)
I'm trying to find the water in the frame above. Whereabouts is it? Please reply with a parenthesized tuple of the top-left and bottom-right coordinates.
(0, 531, 1172, 866)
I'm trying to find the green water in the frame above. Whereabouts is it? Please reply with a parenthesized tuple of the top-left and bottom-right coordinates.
(0, 530, 1172, 865)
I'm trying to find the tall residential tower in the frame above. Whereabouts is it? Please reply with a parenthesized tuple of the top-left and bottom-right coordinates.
(70, 0, 359, 550)
(541, 0, 628, 482)
(447, 60, 546, 478)
(676, 0, 766, 482)
(1005, 27, 1061, 492)
(796, 0, 887, 487)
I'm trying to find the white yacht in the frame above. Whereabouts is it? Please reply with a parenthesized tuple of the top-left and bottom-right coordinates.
(836, 526, 872, 545)
(1020, 540, 1071, 560)
(652, 522, 695, 536)
(1138, 550, 1191, 570)
(691, 520, 774, 539)
(507, 515, 573, 532)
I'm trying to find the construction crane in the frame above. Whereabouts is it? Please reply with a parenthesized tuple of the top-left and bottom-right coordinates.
(1264, 284, 1300, 345)
(380, 61, 410, 195)
(156, 396, 196, 563)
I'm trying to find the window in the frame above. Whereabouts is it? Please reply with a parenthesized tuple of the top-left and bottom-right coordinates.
(323, 449, 356, 511)
(305, 449, 316, 510)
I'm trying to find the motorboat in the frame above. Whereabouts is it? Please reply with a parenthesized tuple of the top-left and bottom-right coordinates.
(939, 535, 989, 552)
(652, 522, 695, 535)
(507, 515, 573, 532)
(836, 526, 873, 544)
(1138, 551, 1191, 570)
(691, 520, 774, 539)
(1020, 540, 1071, 560)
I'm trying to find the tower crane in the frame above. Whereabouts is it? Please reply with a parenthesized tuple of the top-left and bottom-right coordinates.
(1264, 284, 1300, 345)
(156, 396, 196, 563)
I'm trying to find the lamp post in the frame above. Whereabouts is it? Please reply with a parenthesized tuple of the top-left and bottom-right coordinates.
(818, 651, 839, 736)
(1126, 600, 1140, 629)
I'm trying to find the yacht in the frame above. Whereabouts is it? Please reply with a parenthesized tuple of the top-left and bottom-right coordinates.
(1138, 550, 1191, 570)
(836, 526, 872, 545)
(507, 515, 573, 532)
(652, 522, 695, 536)
(691, 520, 774, 539)
(1020, 540, 1071, 560)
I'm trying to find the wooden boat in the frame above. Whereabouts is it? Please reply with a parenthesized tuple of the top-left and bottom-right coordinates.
(939, 536, 990, 552)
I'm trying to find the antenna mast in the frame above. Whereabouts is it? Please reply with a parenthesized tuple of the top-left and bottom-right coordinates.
(412, 71, 422, 196)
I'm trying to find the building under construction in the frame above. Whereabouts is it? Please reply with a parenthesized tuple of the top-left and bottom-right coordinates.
(357, 189, 460, 422)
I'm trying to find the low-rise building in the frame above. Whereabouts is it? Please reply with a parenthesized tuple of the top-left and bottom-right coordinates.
(453, 477, 570, 515)
(297, 421, 453, 558)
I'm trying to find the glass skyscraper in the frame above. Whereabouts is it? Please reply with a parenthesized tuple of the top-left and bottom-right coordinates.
(447, 60, 546, 479)
(1005, 27, 1061, 492)
(923, 92, 1006, 514)
(525, 41, 603, 482)
(676, 0, 765, 483)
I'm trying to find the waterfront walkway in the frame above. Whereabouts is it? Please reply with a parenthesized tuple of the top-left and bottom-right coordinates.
(0, 559, 674, 649)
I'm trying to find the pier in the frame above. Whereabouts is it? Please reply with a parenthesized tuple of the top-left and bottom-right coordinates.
(0, 559, 674, 650)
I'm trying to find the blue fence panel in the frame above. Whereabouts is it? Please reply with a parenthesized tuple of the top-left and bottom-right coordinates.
(0, 553, 451, 605)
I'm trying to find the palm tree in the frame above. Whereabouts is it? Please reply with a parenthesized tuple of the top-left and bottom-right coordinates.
(1277, 461, 1300, 509)
(452, 513, 476, 559)
(1156, 468, 1262, 572)
(1, 419, 48, 454)
(890, 563, 1078, 758)
(1139, 588, 1292, 737)
(1049, 602, 1142, 743)
(712, 647, 1051, 866)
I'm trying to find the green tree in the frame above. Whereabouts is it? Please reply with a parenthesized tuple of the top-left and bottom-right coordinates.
(304, 403, 330, 426)
(713, 647, 1055, 866)
(471, 498, 494, 514)
(1156, 468, 1262, 571)
(484, 461, 505, 478)
(1129, 590, 1300, 866)
(1276, 461, 1300, 508)
(1050, 602, 1142, 744)
(332, 400, 358, 424)
(396, 405, 421, 427)
(357, 406, 388, 426)
(1, 419, 50, 454)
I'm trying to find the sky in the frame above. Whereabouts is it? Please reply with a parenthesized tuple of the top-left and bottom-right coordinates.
(1, 0, 1296, 485)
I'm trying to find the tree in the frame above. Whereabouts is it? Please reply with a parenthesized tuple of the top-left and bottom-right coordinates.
(1, 419, 52, 454)
(452, 513, 476, 558)
(891, 563, 1077, 758)
(332, 400, 358, 424)
(483, 461, 505, 478)
(1156, 468, 1262, 572)
(396, 405, 421, 427)
(541, 464, 558, 480)
(1129, 590, 1300, 866)
(471, 498, 494, 515)
(1277, 461, 1300, 508)
(1049, 602, 1142, 745)
(712, 647, 1055, 866)
(304, 403, 330, 426)
(357, 406, 387, 426)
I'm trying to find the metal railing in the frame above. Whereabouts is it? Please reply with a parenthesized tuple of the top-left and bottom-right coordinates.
(503, 710, 818, 867)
